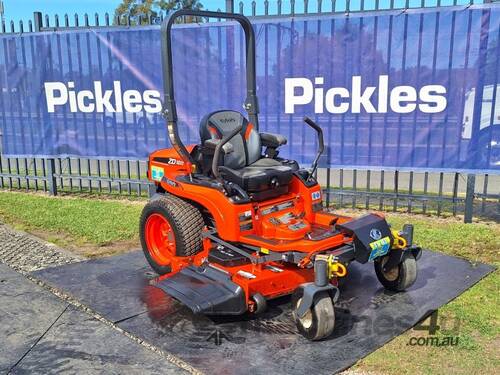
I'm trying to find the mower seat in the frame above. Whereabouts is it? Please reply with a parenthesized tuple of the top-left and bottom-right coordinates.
(199, 110, 293, 193)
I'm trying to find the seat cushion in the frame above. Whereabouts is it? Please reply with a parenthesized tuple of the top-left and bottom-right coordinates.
(219, 158, 293, 192)
(199, 110, 261, 169)
(253, 157, 300, 171)
(250, 158, 283, 167)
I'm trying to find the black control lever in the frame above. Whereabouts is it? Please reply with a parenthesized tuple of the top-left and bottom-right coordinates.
(303, 117, 324, 179)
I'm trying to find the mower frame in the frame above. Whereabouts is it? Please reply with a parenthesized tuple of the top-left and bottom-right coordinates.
(141, 9, 422, 341)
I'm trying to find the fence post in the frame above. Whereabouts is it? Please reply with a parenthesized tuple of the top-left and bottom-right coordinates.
(225, 0, 234, 13)
(34, 11, 57, 196)
(147, 183, 156, 198)
(33, 11, 43, 31)
(46, 158, 58, 196)
(464, 174, 475, 223)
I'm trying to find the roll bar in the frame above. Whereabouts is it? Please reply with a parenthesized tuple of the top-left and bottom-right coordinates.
(161, 9, 260, 167)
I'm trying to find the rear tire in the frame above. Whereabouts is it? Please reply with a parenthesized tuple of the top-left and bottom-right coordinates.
(374, 254, 417, 292)
(292, 290, 335, 341)
(140, 194, 204, 275)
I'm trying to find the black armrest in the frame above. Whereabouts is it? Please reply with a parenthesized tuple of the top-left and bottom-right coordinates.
(260, 133, 287, 148)
(203, 139, 234, 155)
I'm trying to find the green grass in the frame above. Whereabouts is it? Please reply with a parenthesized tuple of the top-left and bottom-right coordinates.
(357, 267, 499, 375)
(0, 191, 143, 246)
(385, 214, 499, 265)
(0, 191, 497, 374)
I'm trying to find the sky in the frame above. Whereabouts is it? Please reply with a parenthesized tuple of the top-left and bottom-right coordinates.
(1, 0, 479, 27)
(1, 0, 227, 25)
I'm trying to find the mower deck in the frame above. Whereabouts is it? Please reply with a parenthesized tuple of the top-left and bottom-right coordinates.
(155, 264, 247, 315)
(33, 249, 494, 375)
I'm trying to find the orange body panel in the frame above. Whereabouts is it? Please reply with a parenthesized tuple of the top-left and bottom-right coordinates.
(159, 233, 320, 306)
(148, 146, 354, 251)
(148, 146, 359, 308)
(149, 147, 250, 241)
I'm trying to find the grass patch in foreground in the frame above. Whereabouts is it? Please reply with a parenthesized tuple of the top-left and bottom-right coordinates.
(0, 191, 144, 253)
(354, 270, 499, 375)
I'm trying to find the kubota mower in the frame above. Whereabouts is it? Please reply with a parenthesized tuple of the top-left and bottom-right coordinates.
(141, 9, 422, 340)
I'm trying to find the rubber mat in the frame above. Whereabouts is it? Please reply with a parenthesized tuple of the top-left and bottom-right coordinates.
(33, 250, 494, 375)
(0, 263, 186, 374)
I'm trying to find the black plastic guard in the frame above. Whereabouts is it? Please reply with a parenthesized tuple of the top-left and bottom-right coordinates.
(336, 214, 393, 264)
(296, 282, 339, 318)
(153, 265, 247, 315)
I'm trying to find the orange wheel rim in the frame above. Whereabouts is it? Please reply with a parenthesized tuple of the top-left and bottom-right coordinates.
(145, 213, 176, 265)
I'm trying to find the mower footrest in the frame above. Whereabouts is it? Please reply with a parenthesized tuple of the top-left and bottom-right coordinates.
(153, 265, 247, 315)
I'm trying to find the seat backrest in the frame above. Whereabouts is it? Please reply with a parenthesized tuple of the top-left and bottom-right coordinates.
(199, 110, 261, 170)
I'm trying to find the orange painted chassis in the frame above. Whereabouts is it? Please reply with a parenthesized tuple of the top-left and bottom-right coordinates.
(148, 146, 364, 313)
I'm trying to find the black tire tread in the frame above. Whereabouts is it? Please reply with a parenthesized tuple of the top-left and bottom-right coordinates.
(140, 193, 204, 275)
(151, 194, 204, 257)
(292, 289, 335, 341)
(374, 255, 417, 292)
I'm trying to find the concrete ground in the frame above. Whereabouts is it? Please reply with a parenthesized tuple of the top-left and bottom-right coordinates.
(0, 223, 197, 375)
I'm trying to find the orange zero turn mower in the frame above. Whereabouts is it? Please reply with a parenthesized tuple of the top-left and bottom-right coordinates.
(140, 9, 422, 341)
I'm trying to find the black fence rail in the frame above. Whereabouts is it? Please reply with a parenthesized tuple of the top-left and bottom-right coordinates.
(0, 156, 149, 196)
(0, 154, 498, 222)
(0, 0, 494, 33)
(320, 169, 499, 222)
(0, 0, 498, 224)
(236, 0, 494, 17)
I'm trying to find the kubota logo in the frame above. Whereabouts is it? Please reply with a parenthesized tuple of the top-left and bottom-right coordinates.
(370, 228, 382, 240)
(219, 118, 236, 123)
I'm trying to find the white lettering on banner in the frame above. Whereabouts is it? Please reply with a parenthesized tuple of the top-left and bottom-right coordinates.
(44, 81, 162, 113)
(284, 75, 447, 114)
(45, 77, 447, 116)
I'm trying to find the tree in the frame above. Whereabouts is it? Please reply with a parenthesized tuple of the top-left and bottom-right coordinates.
(114, 0, 204, 25)
(157, 0, 203, 12)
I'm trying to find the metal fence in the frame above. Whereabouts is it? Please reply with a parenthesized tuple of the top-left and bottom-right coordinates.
(0, 0, 498, 223)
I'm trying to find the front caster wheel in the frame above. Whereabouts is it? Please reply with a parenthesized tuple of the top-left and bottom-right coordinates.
(250, 293, 267, 315)
(374, 254, 417, 292)
(292, 290, 335, 341)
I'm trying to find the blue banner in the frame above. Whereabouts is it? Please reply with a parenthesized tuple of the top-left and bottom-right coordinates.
(0, 4, 499, 172)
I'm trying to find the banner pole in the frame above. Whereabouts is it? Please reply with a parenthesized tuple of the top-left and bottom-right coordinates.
(46, 158, 57, 196)
(464, 174, 475, 223)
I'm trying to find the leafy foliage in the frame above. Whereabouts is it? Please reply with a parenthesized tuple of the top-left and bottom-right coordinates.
(114, 0, 204, 25)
